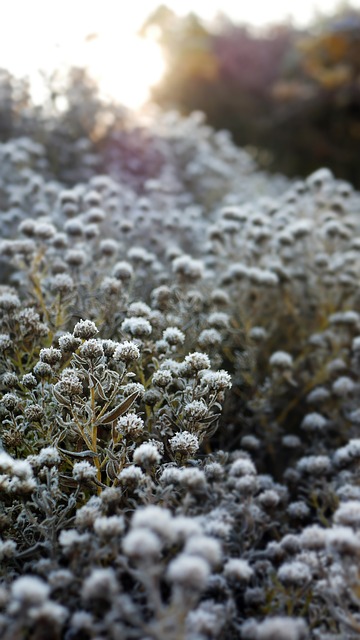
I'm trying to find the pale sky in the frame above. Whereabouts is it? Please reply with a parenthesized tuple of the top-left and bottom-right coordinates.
(0, 0, 358, 108)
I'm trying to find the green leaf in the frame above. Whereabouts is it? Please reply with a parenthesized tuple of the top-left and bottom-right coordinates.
(199, 414, 219, 425)
(53, 388, 71, 408)
(94, 391, 139, 426)
(59, 474, 81, 488)
(96, 380, 108, 401)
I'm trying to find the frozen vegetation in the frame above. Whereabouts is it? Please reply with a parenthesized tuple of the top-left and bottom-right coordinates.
(1, 86, 360, 639)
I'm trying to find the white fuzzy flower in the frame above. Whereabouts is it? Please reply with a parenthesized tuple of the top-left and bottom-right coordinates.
(72, 461, 97, 482)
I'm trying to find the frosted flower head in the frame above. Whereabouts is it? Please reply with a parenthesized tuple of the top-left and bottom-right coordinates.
(332, 376, 355, 397)
(152, 369, 173, 387)
(229, 457, 256, 477)
(326, 525, 360, 554)
(307, 166, 333, 189)
(21, 373, 37, 389)
(60, 189, 78, 205)
(131, 505, 173, 539)
(184, 535, 222, 567)
(0, 452, 15, 473)
(121, 317, 152, 338)
(11, 576, 50, 607)
(128, 301, 151, 317)
(241, 435, 261, 451)
(33, 362, 52, 379)
(65, 249, 87, 268)
(0, 293, 20, 312)
(334, 501, 360, 528)
(306, 386, 330, 404)
(54, 373, 83, 397)
(86, 207, 105, 224)
(334, 439, 360, 467)
(52, 233, 68, 249)
(269, 351, 293, 369)
(99, 238, 118, 256)
(253, 616, 308, 640)
(19, 218, 36, 237)
(73, 319, 99, 340)
(116, 414, 144, 438)
(75, 498, 102, 528)
(160, 466, 183, 485)
(258, 489, 280, 509)
(1, 393, 19, 412)
(1, 371, 18, 388)
(82, 568, 117, 602)
(58, 332, 82, 352)
(0, 334, 13, 352)
(301, 412, 328, 432)
(112, 261, 133, 281)
(122, 382, 145, 400)
(169, 431, 199, 456)
(198, 328, 222, 348)
(71, 611, 93, 631)
(208, 311, 230, 329)
(64, 220, 84, 238)
(133, 443, 162, 468)
(224, 558, 253, 583)
(84, 189, 101, 207)
(300, 525, 327, 550)
(100, 276, 122, 297)
(199, 369, 232, 390)
(204, 462, 225, 481)
(30, 600, 69, 633)
(297, 455, 331, 476)
(93, 515, 125, 538)
(49, 273, 74, 296)
(59, 529, 91, 550)
(248, 267, 279, 287)
(278, 561, 312, 586)
(163, 326, 185, 346)
(171, 516, 202, 543)
(79, 339, 104, 360)
(184, 399, 208, 421)
(122, 528, 162, 561)
(172, 255, 204, 281)
(0, 538, 17, 561)
(179, 468, 207, 492)
(35, 447, 61, 467)
(211, 288, 230, 305)
(39, 346, 62, 366)
(248, 326, 267, 344)
(287, 501, 311, 519)
(167, 554, 210, 590)
(184, 352, 211, 373)
(118, 465, 146, 487)
(35, 222, 56, 240)
(72, 461, 97, 482)
(113, 341, 140, 363)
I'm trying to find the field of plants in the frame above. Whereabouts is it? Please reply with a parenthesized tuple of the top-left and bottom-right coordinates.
(1, 67, 360, 639)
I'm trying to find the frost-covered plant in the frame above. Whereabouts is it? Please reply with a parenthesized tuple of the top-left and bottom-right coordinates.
(2, 79, 360, 638)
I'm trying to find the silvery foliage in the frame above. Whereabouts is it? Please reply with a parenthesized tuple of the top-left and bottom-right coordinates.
(1, 89, 360, 638)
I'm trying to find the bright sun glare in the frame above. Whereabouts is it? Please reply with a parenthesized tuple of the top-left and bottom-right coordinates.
(1, 0, 360, 109)
(0, 1, 167, 110)
(84, 34, 166, 109)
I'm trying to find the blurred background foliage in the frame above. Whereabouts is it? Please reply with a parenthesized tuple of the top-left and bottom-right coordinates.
(0, 67, 168, 189)
(1, 3, 360, 187)
(142, 3, 360, 186)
